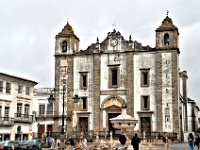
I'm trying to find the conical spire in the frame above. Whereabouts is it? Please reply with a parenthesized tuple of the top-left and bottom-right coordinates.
(156, 14, 178, 31)
(58, 22, 74, 35)
(56, 21, 79, 41)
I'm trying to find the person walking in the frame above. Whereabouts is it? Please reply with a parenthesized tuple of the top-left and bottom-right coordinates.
(119, 133, 127, 145)
(131, 133, 140, 150)
(117, 133, 127, 150)
(194, 134, 200, 149)
(188, 133, 194, 150)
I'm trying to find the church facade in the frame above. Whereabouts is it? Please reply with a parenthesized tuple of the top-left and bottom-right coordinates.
(52, 15, 199, 140)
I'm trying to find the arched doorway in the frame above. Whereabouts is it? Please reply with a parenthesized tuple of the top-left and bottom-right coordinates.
(101, 96, 125, 136)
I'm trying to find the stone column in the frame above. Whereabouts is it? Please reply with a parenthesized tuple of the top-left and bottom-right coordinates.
(103, 110, 106, 129)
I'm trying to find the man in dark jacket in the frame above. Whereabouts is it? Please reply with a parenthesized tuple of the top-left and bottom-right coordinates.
(131, 133, 140, 150)
(119, 133, 127, 145)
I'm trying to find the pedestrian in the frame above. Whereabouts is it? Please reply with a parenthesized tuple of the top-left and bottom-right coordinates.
(47, 135, 51, 148)
(131, 133, 141, 150)
(50, 137, 55, 148)
(69, 138, 75, 149)
(188, 133, 194, 150)
(119, 133, 127, 145)
(194, 134, 200, 149)
(162, 136, 167, 143)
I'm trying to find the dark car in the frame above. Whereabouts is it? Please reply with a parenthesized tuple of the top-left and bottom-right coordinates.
(20, 139, 42, 150)
(0, 140, 21, 150)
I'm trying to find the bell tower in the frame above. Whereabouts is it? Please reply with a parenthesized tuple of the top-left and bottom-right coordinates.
(155, 14, 180, 133)
(53, 22, 79, 133)
(55, 22, 80, 55)
(155, 14, 179, 50)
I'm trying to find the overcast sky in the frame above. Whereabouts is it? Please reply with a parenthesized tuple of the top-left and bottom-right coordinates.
(0, 0, 200, 105)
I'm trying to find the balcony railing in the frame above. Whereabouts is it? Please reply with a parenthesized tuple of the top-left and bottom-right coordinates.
(0, 117, 14, 126)
(14, 113, 33, 123)
(35, 110, 72, 120)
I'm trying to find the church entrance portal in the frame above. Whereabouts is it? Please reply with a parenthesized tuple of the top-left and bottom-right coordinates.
(79, 117, 88, 133)
(108, 113, 120, 135)
(140, 117, 151, 133)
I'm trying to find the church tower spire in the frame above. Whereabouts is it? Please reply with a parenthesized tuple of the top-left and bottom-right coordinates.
(55, 22, 80, 55)
(155, 14, 179, 51)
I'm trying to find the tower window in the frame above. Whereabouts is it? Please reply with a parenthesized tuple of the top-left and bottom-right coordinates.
(140, 69, 149, 87)
(164, 33, 169, 45)
(82, 97, 87, 110)
(80, 72, 88, 90)
(141, 95, 150, 110)
(62, 41, 68, 53)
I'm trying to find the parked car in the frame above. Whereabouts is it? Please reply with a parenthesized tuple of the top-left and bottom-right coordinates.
(20, 139, 43, 150)
(0, 140, 21, 150)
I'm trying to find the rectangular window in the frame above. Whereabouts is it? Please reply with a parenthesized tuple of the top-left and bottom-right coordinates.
(17, 103, 22, 117)
(0, 81, 3, 92)
(24, 104, 30, 117)
(47, 103, 53, 115)
(80, 72, 88, 90)
(18, 85, 23, 94)
(39, 105, 45, 115)
(0, 106, 2, 117)
(82, 97, 87, 110)
(140, 69, 149, 87)
(165, 107, 170, 117)
(26, 87, 30, 95)
(47, 124, 53, 133)
(6, 82, 11, 94)
(112, 69, 118, 85)
(82, 76, 87, 87)
(141, 96, 150, 110)
(109, 67, 118, 88)
(4, 107, 9, 121)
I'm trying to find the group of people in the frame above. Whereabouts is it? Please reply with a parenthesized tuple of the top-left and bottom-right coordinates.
(188, 133, 200, 150)
(118, 133, 140, 150)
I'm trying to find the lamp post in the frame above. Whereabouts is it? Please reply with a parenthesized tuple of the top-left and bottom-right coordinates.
(179, 106, 183, 142)
(47, 83, 80, 134)
(61, 80, 66, 134)
(47, 78, 66, 135)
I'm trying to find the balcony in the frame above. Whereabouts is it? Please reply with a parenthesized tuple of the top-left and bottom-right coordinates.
(35, 110, 72, 120)
(0, 117, 14, 126)
(14, 113, 33, 123)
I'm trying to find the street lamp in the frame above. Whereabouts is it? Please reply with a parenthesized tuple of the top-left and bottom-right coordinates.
(47, 81, 81, 134)
(47, 78, 66, 135)
(73, 94, 80, 103)
(47, 94, 55, 104)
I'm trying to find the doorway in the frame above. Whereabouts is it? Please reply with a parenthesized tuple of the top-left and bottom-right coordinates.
(108, 113, 120, 135)
(140, 117, 151, 133)
(79, 117, 88, 133)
